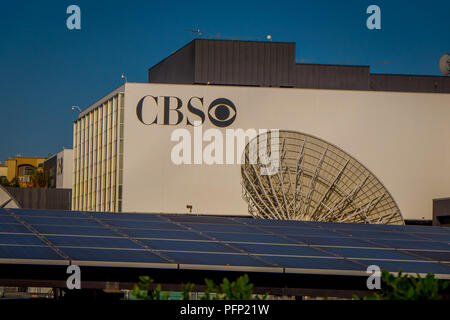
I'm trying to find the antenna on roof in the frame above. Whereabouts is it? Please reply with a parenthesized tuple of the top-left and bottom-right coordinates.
(201, 33, 262, 41)
(187, 29, 202, 40)
(378, 61, 396, 73)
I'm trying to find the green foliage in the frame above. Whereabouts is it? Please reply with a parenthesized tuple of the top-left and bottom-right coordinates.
(131, 274, 267, 300)
(131, 276, 170, 300)
(354, 270, 449, 300)
(30, 168, 46, 188)
(181, 283, 196, 300)
(201, 274, 268, 300)
(0, 177, 18, 187)
(9, 177, 19, 187)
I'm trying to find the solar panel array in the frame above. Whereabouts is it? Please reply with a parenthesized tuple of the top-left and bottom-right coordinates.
(0, 208, 449, 278)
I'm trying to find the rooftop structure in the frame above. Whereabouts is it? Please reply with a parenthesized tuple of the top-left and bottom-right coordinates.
(148, 39, 450, 93)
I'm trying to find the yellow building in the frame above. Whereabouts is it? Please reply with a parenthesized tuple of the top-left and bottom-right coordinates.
(1, 156, 46, 187)
(0, 163, 7, 183)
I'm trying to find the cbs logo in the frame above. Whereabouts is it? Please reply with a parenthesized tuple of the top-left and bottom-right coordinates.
(136, 95, 237, 128)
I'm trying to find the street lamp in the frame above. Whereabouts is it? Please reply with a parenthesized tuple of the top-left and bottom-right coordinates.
(72, 106, 81, 112)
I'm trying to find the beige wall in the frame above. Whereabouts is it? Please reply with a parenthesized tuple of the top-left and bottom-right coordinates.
(0, 166, 7, 178)
(56, 149, 73, 189)
(121, 83, 450, 220)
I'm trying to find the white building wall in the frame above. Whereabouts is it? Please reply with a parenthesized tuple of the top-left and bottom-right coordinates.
(56, 149, 73, 189)
(121, 83, 450, 220)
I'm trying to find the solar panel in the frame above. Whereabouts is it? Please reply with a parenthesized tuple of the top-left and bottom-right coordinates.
(0, 208, 449, 278)
(163, 251, 272, 267)
(100, 219, 185, 231)
(331, 230, 425, 241)
(62, 247, 170, 264)
(121, 228, 209, 240)
(0, 233, 46, 246)
(261, 256, 363, 270)
(0, 216, 18, 223)
(285, 235, 378, 248)
(401, 250, 450, 262)
(369, 239, 450, 251)
(20, 216, 102, 227)
(0, 245, 63, 261)
(45, 235, 142, 249)
(139, 239, 238, 253)
(31, 225, 118, 237)
(230, 243, 330, 257)
(407, 233, 450, 242)
(183, 222, 260, 234)
(276, 227, 343, 237)
(0, 223, 30, 233)
(204, 232, 297, 244)
(320, 247, 427, 261)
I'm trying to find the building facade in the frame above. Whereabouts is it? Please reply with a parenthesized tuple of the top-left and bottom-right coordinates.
(44, 148, 73, 189)
(0, 156, 46, 187)
(0, 163, 7, 183)
(72, 90, 124, 212)
(72, 40, 450, 221)
(72, 81, 450, 221)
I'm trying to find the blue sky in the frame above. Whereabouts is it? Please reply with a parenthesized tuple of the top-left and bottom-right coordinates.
(0, 0, 448, 161)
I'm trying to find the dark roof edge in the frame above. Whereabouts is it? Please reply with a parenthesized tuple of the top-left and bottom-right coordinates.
(371, 73, 449, 78)
(296, 63, 370, 69)
(148, 40, 195, 71)
(148, 39, 297, 72)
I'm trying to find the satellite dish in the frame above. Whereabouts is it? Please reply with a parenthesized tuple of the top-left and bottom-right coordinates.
(241, 130, 404, 225)
(439, 53, 449, 76)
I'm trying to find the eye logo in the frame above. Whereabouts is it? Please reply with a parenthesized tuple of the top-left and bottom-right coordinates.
(208, 98, 237, 127)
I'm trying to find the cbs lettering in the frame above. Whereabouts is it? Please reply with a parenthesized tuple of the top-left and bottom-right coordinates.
(136, 96, 236, 127)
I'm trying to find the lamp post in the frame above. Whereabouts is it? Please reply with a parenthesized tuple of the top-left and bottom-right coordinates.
(71, 106, 81, 112)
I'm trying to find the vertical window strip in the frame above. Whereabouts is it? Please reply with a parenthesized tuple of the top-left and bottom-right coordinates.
(83, 113, 89, 211)
(97, 105, 103, 211)
(89, 111, 94, 210)
(72, 122, 77, 210)
(92, 109, 97, 210)
(80, 117, 85, 210)
(118, 93, 124, 212)
(111, 95, 117, 211)
(102, 102, 107, 211)
(77, 120, 82, 210)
